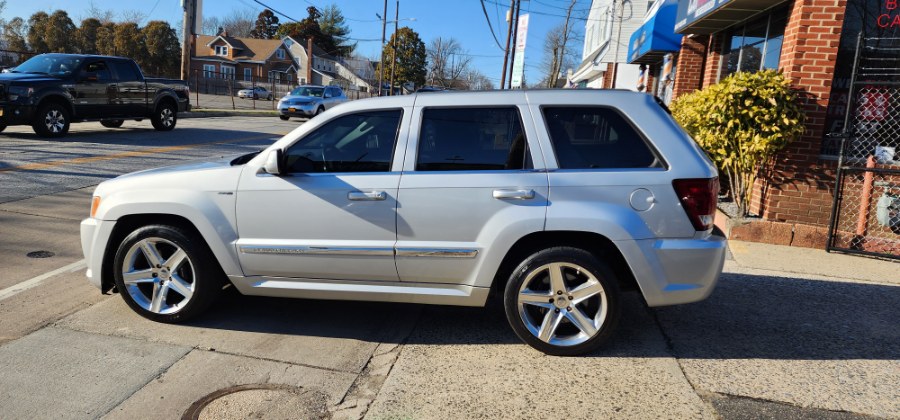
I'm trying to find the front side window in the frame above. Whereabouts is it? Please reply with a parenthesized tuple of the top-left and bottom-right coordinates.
(416, 107, 530, 171)
(284, 110, 402, 173)
(543, 107, 660, 169)
(81, 61, 110, 82)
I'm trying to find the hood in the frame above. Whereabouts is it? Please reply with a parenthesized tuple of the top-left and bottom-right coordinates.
(116, 158, 233, 180)
(282, 95, 320, 102)
(0, 72, 60, 83)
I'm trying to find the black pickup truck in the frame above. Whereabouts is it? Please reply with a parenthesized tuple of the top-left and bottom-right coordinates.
(0, 53, 190, 138)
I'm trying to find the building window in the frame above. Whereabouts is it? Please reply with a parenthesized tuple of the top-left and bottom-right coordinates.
(215, 45, 228, 56)
(720, 6, 788, 79)
(276, 48, 285, 59)
(203, 64, 215, 78)
(221, 65, 235, 79)
(244, 68, 252, 81)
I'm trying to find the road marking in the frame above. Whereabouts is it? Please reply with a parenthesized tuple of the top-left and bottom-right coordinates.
(0, 133, 283, 174)
(0, 259, 87, 302)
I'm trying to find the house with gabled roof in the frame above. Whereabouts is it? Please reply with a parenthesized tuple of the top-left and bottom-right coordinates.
(191, 31, 297, 84)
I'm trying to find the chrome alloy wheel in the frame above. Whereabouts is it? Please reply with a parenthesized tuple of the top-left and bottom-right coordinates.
(44, 109, 66, 133)
(160, 108, 175, 128)
(517, 262, 608, 346)
(121, 237, 195, 314)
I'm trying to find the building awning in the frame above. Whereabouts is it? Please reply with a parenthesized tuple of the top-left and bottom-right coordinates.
(627, 0, 682, 65)
(675, 0, 787, 34)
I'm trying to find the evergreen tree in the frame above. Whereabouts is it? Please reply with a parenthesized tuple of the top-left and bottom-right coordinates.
(95, 22, 117, 56)
(250, 9, 279, 39)
(45, 10, 77, 53)
(142, 21, 179, 77)
(26, 11, 49, 53)
(113, 22, 147, 64)
(76, 18, 102, 54)
(318, 4, 354, 56)
(377, 27, 426, 90)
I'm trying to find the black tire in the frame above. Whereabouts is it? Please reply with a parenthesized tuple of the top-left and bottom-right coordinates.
(32, 102, 70, 138)
(504, 247, 621, 356)
(101, 119, 124, 128)
(113, 224, 224, 323)
(315, 106, 324, 116)
(0, 124, 6, 133)
(253, 94, 258, 100)
(267, 94, 273, 101)
(151, 101, 177, 131)
(279, 115, 290, 121)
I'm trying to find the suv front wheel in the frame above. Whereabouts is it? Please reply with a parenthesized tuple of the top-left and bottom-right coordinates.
(113, 225, 223, 323)
(504, 247, 620, 356)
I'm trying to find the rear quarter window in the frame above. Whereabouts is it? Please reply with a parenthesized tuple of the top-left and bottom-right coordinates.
(542, 106, 662, 169)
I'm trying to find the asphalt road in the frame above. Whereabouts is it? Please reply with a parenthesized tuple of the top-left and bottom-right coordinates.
(0, 116, 896, 419)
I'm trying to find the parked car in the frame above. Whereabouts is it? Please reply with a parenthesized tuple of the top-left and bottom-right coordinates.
(80, 90, 725, 356)
(277, 85, 347, 120)
(237, 86, 273, 100)
(0, 53, 190, 137)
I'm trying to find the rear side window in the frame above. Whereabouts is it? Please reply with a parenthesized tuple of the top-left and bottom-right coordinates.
(542, 107, 660, 169)
(111, 60, 141, 82)
(416, 107, 531, 171)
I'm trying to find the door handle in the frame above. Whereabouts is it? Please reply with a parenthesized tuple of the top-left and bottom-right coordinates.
(348, 190, 387, 201)
(493, 189, 535, 200)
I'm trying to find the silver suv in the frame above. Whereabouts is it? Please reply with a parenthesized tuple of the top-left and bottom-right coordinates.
(277, 85, 347, 120)
(81, 90, 726, 355)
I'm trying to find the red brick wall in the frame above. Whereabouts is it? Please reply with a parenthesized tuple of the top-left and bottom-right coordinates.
(702, 34, 724, 88)
(672, 35, 709, 99)
(752, 0, 846, 227)
(602, 63, 615, 89)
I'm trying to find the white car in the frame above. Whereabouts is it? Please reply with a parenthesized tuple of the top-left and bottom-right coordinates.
(237, 86, 272, 100)
(81, 90, 726, 355)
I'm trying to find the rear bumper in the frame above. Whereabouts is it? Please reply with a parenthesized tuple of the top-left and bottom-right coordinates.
(618, 233, 727, 307)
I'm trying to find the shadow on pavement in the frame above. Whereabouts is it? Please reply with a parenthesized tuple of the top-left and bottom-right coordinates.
(187, 271, 899, 360)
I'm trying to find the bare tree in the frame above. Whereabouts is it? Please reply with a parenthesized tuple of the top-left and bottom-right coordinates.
(464, 68, 494, 90)
(118, 9, 147, 24)
(220, 9, 255, 37)
(84, 1, 115, 24)
(427, 37, 472, 89)
(542, 0, 579, 88)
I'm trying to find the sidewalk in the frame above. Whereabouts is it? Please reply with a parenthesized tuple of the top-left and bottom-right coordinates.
(726, 240, 898, 285)
(181, 108, 280, 118)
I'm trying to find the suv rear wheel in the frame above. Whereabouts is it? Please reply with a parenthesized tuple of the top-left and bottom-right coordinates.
(32, 102, 70, 138)
(504, 247, 620, 356)
(101, 119, 124, 128)
(113, 225, 223, 323)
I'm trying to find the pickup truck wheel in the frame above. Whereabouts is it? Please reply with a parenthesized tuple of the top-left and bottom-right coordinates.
(279, 115, 289, 121)
(113, 225, 223, 323)
(32, 102, 70, 138)
(151, 103, 177, 131)
(101, 119, 124, 128)
(0, 124, 6, 133)
(504, 247, 620, 356)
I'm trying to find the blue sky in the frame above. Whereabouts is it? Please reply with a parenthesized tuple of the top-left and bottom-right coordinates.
(2, 0, 592, 86)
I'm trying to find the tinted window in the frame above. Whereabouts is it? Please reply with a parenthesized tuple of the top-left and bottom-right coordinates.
(543, 107, 659, 169)
(81, 61, 111, 81)
(416, 107, 530, 171)
(285, 110, 401, 173)
(112, 60, 140, 82)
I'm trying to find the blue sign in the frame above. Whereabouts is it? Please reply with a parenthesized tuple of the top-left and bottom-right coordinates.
(627, 0, 683, 64)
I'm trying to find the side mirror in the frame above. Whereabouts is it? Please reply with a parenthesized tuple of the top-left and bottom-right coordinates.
(263, 149, 285, 175)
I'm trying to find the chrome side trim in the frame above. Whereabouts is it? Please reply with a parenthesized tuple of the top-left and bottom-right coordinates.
(395, 248, 479, 258)
(239, 245, 394, 257)
(239, 245, 479, 259)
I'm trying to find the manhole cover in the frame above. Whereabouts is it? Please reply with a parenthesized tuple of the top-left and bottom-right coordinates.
(182, 384, 328, 420)
(26, 251, 55, 258)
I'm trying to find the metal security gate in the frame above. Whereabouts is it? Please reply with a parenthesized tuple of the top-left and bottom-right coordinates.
(827, 35, 900, 259)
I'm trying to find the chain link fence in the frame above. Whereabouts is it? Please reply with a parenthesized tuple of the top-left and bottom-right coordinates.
(188, 69, 373, 110)
(828, 37, 900, 259)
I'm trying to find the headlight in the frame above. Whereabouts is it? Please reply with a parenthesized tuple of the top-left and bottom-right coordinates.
(8, 86, 33, 101)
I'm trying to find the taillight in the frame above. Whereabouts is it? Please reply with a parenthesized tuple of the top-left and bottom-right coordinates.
(672, 178, 719, 231)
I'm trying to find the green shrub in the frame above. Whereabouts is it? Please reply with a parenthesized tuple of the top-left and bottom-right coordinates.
(671, 70, 805, 217)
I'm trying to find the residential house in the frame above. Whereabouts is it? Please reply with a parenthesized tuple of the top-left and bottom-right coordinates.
(283, 37, 373, 91)
(191, 31, 296, 85)
(570, 0, 651, 89)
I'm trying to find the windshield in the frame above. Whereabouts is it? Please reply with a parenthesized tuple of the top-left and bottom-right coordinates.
(290, 87, 324, 97)
(12, 54, 82, 77)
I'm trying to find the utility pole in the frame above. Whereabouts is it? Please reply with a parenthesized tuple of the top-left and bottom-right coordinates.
(378, 0, 387, 96)
(389, 0, 399, 95)
(307, 37, 314, 85)
(507, 0, 521, 89)
(499, 0, 515, 90)
(180, 0, 197, 81)
(610, 0, 624, 88)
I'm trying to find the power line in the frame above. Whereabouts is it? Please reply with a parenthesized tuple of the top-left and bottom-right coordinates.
(483, 0, 605, 22)
(249, 0, 300, 22)
(479, 0, 505, 51)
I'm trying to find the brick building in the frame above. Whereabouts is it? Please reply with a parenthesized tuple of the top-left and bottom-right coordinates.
(192, 33, 297, 84)
(627, 0, 900, 249)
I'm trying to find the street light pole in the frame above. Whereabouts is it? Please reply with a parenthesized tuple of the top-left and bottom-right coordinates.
(378, 0, 387, 96)
(389, 0, 399, 95)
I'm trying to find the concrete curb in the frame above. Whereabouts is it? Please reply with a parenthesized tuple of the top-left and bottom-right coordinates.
(181, 110, 280, 119)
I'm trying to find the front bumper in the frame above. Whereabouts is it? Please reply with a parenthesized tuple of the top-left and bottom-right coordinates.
(80, 217, 117, 290)
(618, 233, 727, 307)
(0, 103, 37, 126)
(278, 103, 317, 117)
